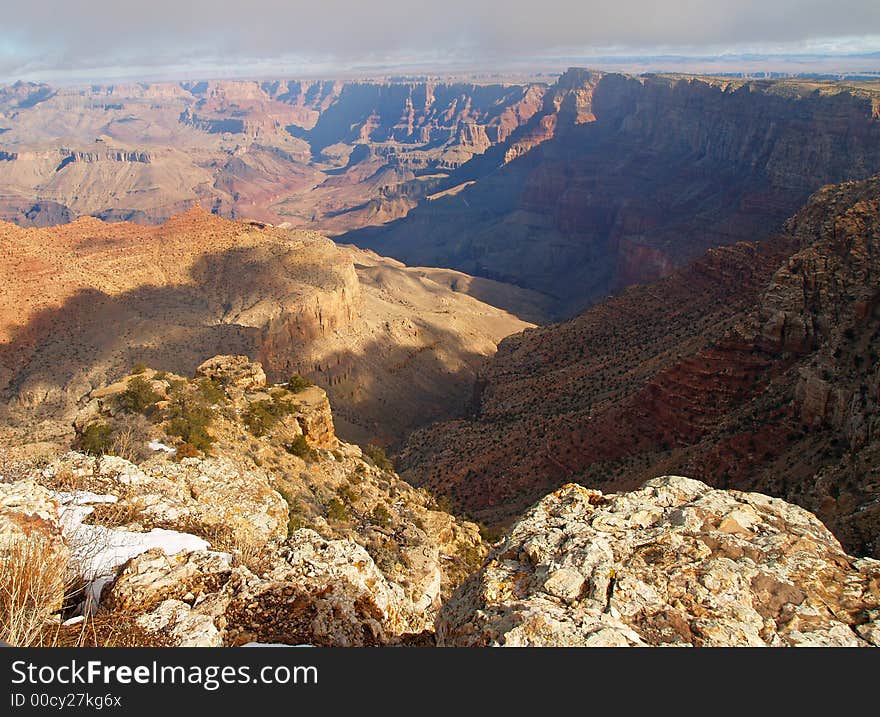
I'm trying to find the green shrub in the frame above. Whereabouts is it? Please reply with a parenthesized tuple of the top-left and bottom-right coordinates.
(243, 401, 277, 437)
(371, 503, 392, 527)
(119, 376, 161, 414)
(131, 362, 148, 375)
(286, 374, 313, 393)
(243, 395, 296, 437)
(364, 443, 394, 472)
(79, 423, 114, 456)
(196, 377, 226, 405)
(164, 394, 215, 452)
(325, 498, 349, 523)
(284, 434, 314, 460)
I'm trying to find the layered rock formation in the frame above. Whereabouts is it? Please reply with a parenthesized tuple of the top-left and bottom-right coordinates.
(0, 210, 531, 447)
(438, 477, 880, 647)
(0, 77, 549, 232)
(400, 174, 880, 558)
(344, 70, 880, 316)
(295, 81, 546, 161)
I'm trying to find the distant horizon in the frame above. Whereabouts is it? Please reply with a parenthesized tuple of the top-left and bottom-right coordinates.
(3, 49, 880, 87)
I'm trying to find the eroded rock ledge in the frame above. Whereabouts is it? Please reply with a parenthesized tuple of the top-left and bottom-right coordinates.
(437, 477, 880, 647)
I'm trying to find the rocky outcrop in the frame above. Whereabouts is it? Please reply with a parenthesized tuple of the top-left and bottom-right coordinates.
(55, 149, 152, 168)
(225, 528, 434, 645)
(41, 452, 289, 546)
(0, 353, 486, 646)
(0, 356, 482, 644)
(195, 355, 267, 393)
(5, 350, 880, 646)
(438, 477, 880, 647)
(0, 479, 64, 551)
(103, 526, 453, 647)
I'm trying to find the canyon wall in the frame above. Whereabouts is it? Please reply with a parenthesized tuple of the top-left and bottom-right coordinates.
(344, 71, 880, 316)
(399, 174, 880, 558)
(0, 77, 550, 235)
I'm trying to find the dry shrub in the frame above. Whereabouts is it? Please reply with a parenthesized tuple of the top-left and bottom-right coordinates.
(84, 495, 145, 529)
(39, 466, 90, 493)
(174, 442, 200, 461)
(0, 535, 69, 646)
(42, 612, 172, 647)
(0, 450, 40, 485)
(107, 414, 153, 463)
(207, 527, 271, 574)
(172, 518, 272, 575)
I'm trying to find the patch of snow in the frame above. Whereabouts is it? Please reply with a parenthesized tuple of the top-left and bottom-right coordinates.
(148, 440, 177, 454)
(70, 527, 212, 615)
(62, 615, 85, 626)
(58, 505, 96, 533)
(72, 525, 211, 583)
(59, 498, 212, 614)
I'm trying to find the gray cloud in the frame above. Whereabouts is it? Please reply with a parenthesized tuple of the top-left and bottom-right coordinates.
(4, 0, 880, 81)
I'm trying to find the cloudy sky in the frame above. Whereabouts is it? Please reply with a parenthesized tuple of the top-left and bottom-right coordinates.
(3, 0, 880, 82)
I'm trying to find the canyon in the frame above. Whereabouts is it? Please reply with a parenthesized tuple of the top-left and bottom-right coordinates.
(399, 173, 880, 559)
(346, 70, 880, 315)
(0, 77, 552, 237)
(5, 70, 880, 320)
(2, 67, 880, 647)
(2, 358, 878, 647)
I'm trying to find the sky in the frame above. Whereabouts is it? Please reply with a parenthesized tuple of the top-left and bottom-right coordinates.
(3, 0, 880, 83)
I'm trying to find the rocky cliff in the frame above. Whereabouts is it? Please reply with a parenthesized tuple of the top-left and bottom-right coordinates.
(295, 81, 546, 162)
(399, 174, 880, 558)
(343, 70, 880, 316)
(5, 444, 879, 646)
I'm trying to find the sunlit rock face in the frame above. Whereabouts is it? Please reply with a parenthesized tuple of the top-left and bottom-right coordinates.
(438, 477, 880, 647)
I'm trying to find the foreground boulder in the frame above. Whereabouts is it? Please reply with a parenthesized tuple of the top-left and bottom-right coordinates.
(437, 476, 880, 647)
